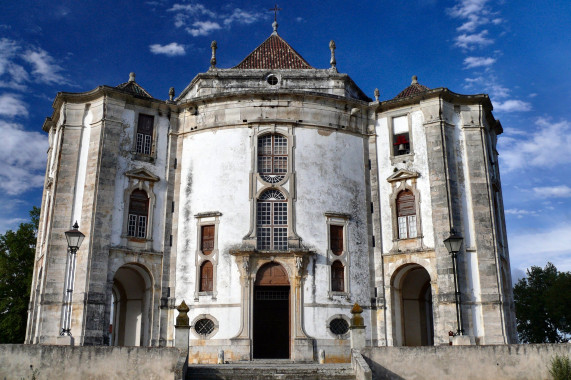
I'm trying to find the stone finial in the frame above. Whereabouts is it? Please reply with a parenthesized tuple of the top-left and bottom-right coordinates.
(412, 75, 418, 84)
(176, 300, 190, 326)
(374, 88, 380, 102)
(350, 303, 364, 328)
(169, 87, 175, 101)
(129, 72, 136, 82)
(210, 41, 217, 69)
(272, 20, 278, 35)
(329, 40, 336, 69)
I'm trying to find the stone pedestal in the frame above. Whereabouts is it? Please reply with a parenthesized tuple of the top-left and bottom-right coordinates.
(350, 303, 366, 351)
(54, 335, 75, 346)
(175, 301, 190, 351)
(452, 335, 472, 346)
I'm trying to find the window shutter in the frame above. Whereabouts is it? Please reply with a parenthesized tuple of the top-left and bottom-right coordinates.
(129, 190, 149, 216)
(397, 190, 415, 216)
(200, 261, 213, 292)
(201, 225, 215, 255)
(137, 114, 154, 136)
(331, 261, 344, 292)
(330, 225, 344, 255)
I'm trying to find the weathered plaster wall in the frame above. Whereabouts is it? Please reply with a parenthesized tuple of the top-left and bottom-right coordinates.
(0, 344, 183, 380)
(362, 344, 571, 380)
(176, 127, 251, 339)
(295, 128, 371, 340)
(110, 106, 170, 252)
(375, 109, 434, 254)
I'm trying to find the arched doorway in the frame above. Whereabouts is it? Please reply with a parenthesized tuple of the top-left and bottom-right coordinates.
(253, 262, 290, 358)
(392, 265, 434, 346)
(110, 264, 152, 346)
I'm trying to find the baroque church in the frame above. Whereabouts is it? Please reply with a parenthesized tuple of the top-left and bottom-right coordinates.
(25, 21, 517, 362)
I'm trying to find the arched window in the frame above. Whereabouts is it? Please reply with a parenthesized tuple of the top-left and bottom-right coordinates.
(128, 189, 149, 238)
(331, 261, 344, 292)
(200, 261, 213, 292)
(258, 134, 287, 183)
(257, 189, 287, 250)
(397, 190, 417, 239)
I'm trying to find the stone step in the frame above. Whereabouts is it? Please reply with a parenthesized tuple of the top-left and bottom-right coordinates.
(185, 362, 355, 380)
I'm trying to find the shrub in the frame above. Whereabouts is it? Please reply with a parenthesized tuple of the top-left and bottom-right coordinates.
(550, 354, 571, 380)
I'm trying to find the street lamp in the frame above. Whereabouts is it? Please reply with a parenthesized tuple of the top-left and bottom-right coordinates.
(444, 229, 464, 336)
(60, 222, 85, 336)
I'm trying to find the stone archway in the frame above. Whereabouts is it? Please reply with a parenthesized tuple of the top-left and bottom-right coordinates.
(110, 264, 152, 346)
(392, 265, 434, 346)
(253, 262, 290, 359)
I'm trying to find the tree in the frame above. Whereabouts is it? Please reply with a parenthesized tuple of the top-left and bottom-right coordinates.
(514, 262, 571, 343)
(0, 207, 39, 343)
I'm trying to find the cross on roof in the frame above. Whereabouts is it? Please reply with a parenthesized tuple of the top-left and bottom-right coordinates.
(269, 4, 281, 22)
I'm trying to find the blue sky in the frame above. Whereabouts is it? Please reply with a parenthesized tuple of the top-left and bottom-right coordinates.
(1, 0, 570, 280)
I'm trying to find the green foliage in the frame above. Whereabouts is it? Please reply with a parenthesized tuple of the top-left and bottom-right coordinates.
(550, 355, 571, 380)
(514, 262, 571, 343)
(0, 207, 39, 343)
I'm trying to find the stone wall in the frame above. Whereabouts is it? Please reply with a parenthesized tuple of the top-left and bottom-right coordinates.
(362, 344, 571, 380)
(0, 345, 184, 380)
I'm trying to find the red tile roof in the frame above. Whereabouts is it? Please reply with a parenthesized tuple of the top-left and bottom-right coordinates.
(233, 34, 313, 70)
(116, 74, 153, 98)
(394, 76, 429, 99)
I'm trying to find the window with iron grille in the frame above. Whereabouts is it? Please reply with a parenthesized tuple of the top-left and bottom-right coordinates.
(397, 190, 417, 239)
(127, 189, 149, 238)
(194, 318, 215, 337)
(201, 225, 215, 255)
(257, 189, 287, 250)
(258, 134, 287, 183)
(329, 318, 349, 336)
(330, 225, 344, 255)
(136, 114, 154, 155)
(331, 260, 345, 292)
(200, 261, 213, 292)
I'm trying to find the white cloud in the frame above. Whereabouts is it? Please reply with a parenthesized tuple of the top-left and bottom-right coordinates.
(500, 118, 571, 172)
(505, 208, 539, 218)
(149, 42, 186, 56)
(494, 99, 532, 112)
(464, 75, 510, 98)
(0, 38, 29, 90)
(0, 120, 48, 195)
(455, 30, 494, 49)
(0, 217, 28, 235)
(22, 48, 67, 85)
(464, 56, 496, 68)
(186, 21, 222, 37)
(0, 93, 28, 118)
(532, 186, 571, 198)
(165, 3, 265, 36)
(509, 225, 571, 273)
(223, 8, 264, 26)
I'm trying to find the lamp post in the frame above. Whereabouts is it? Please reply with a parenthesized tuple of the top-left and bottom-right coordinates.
(443, 229, 464, 336)
(60, 222, 85, 336)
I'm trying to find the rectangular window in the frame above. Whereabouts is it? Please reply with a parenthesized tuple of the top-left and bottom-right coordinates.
(136, 114, 154, 155)
(201, 225, 215, 255)
(128, 214, 137, 237)
(392, 115, 410, 156)
(330, 225, 344, 255)
(137, 215, 147, 238)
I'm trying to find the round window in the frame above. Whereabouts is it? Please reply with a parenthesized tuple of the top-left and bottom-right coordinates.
(195, 318, 215, 337)
(266, 74, 278, 85)
(330, 318, 349, 335)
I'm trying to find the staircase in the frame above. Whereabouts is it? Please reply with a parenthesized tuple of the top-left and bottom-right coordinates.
(185, 361, 355, 380)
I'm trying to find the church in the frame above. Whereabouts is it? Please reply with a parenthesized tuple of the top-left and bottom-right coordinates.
(25, 20, 517, 362)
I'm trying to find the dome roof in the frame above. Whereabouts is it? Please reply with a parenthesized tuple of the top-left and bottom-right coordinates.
(394, 76, 429, 99)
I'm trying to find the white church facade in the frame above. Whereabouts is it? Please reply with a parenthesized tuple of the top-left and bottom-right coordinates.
(25, 23, 517, 362)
